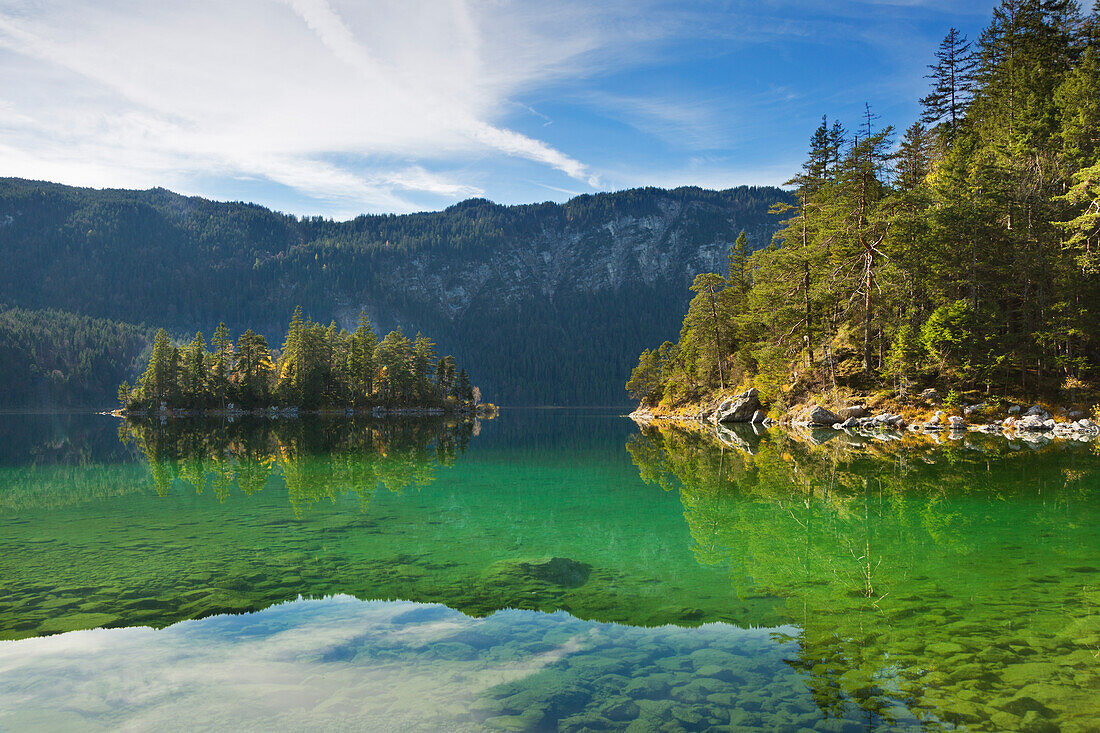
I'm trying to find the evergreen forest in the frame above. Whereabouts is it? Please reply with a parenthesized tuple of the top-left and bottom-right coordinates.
(0, 306, 153, 409)
(120, 307, 478, 413)
(630, 0, 1100, 411)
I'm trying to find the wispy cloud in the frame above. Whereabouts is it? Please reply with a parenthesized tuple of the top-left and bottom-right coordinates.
(0, 0, 620, 213)
(0, 0, 998, 214)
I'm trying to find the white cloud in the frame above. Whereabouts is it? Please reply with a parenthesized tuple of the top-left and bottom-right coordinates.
(0, 0, 617, 213)
(0, 0, 997, 215)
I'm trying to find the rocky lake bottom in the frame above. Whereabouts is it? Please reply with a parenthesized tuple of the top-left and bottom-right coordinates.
(0, 410, 1097, 731)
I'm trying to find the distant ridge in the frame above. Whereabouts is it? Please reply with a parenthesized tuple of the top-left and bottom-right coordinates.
(0, 178, 791, 405)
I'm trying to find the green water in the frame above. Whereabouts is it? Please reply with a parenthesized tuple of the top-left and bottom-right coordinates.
(0, 411, 1098, 731)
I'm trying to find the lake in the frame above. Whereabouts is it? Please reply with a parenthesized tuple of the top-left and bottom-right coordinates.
(1, 410, 1097, 731)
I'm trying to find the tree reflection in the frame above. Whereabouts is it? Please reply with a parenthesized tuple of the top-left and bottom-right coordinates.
(626, 421, 1100, 729)
(120, 417, 473, 514)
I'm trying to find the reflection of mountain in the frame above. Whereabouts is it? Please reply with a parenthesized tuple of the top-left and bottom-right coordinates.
(120, 417, 473, 514)
(626, 421, 1100, 729)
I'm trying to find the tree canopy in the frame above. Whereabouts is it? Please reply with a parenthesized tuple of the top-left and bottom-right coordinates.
(631, 0, 1100, 408)
(121, 308, 478, 412)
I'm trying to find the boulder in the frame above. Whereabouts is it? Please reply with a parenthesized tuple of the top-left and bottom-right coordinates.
(947, 416, 965, 430)
(712, 388, 761, 423)
(920, 388, 940, 402)
(750, 409, 767, 424)
(1016, 415, 1050, 431)
(963, 403, 986, 418)
(1068, 410, 1085, 420)
(1025, 405, 1050, 420)
(837, 405, 868, 420)
(838, 417, 860, 429)
(1008, 405, 1021, 414)
(808, 405, 840, 426)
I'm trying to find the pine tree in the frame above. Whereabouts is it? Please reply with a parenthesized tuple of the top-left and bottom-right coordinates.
(436, 355, 457, 400)
(896, 122, 931, 191)
(374, 329, 414, 404)
(277, 306, 305, 404)
(1055, 161, 1100, 273)
(921, 28, 977, 139)
(456, 369, 473, 405)
(727, 231, 750, 293)
(139, 328, 178, 408)
(688, 273, 732, 390)
(412, 334, 438, 402)
(180, 332, 208, 405)
(233, 329, 273, 406)
(346, 311, 378, 403)
(825, 114, 895, 376)
(211, 322, 232, 409)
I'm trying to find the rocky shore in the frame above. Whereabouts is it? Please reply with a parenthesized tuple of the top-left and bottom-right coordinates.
(629, 387, 1100, 445)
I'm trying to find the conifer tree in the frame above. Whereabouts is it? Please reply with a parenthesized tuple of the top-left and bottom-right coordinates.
(920, 28, 977, 139)
(412, 334, 438, 402)
(233, 329, 273, 406)
(456, 369, 473, 405)
(140, 328, 178, 407)
(727, 231, 751, 293)
(688, 273, 732, 390)
(347, 311, 378, 403)
(436, 355, 457, 399)
(180, 332, 208, 405)
(211, 322, 232, 409)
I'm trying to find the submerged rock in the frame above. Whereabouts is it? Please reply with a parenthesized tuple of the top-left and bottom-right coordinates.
(482, 556, 593, 589)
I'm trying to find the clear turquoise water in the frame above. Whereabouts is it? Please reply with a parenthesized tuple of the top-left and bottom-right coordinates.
(0, 411, 1098, 731)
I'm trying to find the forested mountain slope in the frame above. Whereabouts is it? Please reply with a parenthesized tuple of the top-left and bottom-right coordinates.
(0, 181, 789, 405)
(0, 307, 153, 409)
(630, 0, 1100, 414)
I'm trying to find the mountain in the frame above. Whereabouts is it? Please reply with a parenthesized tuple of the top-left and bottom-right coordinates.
(0, 306, 153, 409)
(0, 178, 791, 406)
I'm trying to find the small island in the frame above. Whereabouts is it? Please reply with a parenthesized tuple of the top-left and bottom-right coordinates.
(117, 306, 494, 418)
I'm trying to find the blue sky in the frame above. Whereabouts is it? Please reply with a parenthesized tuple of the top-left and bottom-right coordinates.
(0, 0, 996, 218)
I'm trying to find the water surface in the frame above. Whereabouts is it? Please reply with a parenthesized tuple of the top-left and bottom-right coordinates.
(0, 411, 1097, 731)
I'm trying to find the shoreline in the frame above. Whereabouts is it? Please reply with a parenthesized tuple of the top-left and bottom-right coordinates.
(628, 413, 1100, 459)
(629, 388, 1100, 446)
(108, 404, 496, 420)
